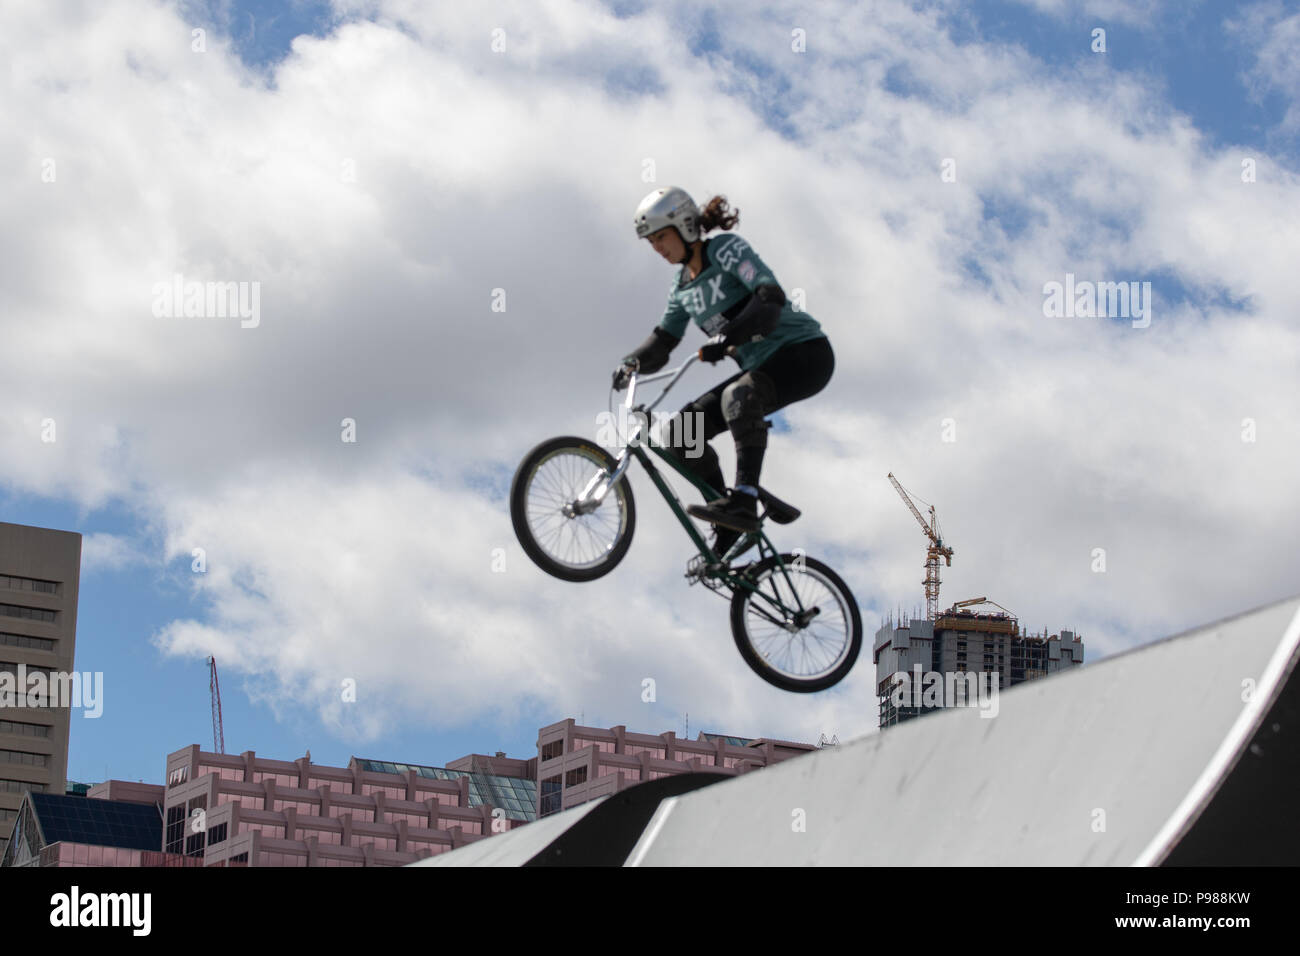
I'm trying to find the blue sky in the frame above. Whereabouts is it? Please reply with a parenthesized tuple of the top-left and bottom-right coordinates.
(2, 0, 1297, 790)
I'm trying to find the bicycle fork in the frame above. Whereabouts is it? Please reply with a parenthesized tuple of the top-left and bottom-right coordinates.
(732, 543, 821, 631)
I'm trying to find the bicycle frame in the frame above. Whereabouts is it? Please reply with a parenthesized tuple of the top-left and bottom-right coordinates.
(573, 346, 812, 626)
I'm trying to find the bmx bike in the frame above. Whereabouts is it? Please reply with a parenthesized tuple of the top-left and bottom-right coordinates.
(509, 342, 862, 692)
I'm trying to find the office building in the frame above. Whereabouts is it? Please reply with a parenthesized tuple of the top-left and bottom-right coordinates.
(0, 521, 82, 861)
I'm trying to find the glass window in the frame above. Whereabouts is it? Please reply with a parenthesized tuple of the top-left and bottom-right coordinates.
(540, 740, 564, 761)
(0, 719, 51, 738)
(165, 805, 186, 854)
(0, 604, 56, 623)
(564, 767, 587, 788)
(0, 778, 45, 794)
(539, 776, 562, 816)
(361, 783, 405, 799)
(0, 574, 58, 594)
(625, 744, 666, 758)
(0, 749, 48, 767)
(253, 770, 298, 787)
(0, 632, 57, 652)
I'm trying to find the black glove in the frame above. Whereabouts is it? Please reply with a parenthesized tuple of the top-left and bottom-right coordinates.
(614, 327, 681, 390)
(698, 342, 730, 364)
(719, 283, 785, 347)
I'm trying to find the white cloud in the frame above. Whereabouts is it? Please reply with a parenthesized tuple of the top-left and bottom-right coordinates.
(1006, 0, 1168, 26)
(1228, 1, 1300, 137)
(80, 533, 152, 572)
(2, 0, 1297, 745)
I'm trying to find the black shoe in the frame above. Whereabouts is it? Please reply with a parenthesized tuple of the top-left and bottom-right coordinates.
(688, 490, 760, 533)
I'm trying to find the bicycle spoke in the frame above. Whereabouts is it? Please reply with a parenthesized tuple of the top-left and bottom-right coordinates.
(522, 448, 628, 571)
(741, 562, 852, 681)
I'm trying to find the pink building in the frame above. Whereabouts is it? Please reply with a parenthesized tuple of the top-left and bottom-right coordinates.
(1, 782, 195, 868)
(537, 719, 815, 816)
(163, 746, 533, 867)
(2, 717, 816, 867)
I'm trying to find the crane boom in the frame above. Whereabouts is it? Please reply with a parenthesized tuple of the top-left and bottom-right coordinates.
(887, 472, 955, 620)
(888, 472, 938, 544)
(209, 656, 226, 755)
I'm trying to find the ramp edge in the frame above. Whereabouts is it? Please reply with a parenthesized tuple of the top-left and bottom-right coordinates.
(1132, 600, 1300, 866)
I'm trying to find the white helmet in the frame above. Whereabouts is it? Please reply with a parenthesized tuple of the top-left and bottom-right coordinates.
(634, 186, 700, 243)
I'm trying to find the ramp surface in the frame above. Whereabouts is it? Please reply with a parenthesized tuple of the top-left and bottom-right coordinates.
(410, 798, 605, 867)
(419, 595, 1300, 866)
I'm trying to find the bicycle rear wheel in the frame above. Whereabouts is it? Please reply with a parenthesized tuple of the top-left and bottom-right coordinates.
(730, 553, 862, 692)
(510, 436, 636, 582)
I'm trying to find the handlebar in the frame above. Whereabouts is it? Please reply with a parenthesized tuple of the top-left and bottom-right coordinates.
(619, 334, 724, 414)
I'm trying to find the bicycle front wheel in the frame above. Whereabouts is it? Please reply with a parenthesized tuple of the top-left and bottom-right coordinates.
(730, 553, 862, 692)
(510, 436, 636, 582)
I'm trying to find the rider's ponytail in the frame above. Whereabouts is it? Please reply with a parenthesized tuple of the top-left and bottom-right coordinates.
(698, 195, 740, 234)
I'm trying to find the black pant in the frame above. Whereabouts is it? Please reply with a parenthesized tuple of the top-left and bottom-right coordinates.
(666, 335, 835, 494)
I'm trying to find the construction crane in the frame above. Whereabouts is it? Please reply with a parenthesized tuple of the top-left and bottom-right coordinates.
(888, 473, 954, 621)
(208, 656, 226, 755)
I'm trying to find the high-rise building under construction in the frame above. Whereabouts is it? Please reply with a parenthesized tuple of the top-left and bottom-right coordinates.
(873, 601, 1084, 728)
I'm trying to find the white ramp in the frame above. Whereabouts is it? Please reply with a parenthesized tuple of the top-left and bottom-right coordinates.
(410, 798, 605, 867)
(626, 595, 1300, 866)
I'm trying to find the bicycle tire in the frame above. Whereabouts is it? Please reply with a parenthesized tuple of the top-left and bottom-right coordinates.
(730, 553, 862, 692)
(510, 436, 636, 582)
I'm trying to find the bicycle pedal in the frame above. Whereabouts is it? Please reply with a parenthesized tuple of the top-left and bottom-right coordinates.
(685, 554, 728, 591)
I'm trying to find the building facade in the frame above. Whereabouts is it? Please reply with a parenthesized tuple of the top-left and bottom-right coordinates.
(0, 521, 82, 862)
(0, 783, 185, 868)
(873, 604, 1085, 727)
(2, 717, 817, 866)
(161, 746, 539, 867)
(535, 718, 815, 817)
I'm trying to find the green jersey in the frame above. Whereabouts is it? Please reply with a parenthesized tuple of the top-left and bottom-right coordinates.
(658, 233, 825, 371)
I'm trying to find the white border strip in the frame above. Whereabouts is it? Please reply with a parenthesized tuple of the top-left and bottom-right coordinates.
(1132, 600, 1300, 866)
(624, 796, 679, 867)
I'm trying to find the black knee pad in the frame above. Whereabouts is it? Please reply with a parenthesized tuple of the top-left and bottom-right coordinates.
(665, 402, 711, 459)
(722, 372, 776, 449)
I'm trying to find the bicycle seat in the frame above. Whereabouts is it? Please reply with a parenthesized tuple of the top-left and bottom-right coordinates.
(757, 487, 800, 524)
